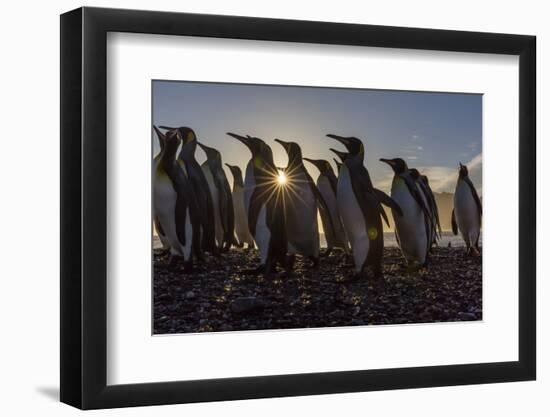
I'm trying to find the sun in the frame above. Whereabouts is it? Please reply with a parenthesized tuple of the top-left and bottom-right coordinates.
(277, 171, 287, 185)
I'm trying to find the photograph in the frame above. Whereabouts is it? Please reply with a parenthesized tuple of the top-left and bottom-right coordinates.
(152, 80, 483, 334)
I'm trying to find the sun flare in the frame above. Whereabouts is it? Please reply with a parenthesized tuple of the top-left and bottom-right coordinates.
(277, 171, 287, 185)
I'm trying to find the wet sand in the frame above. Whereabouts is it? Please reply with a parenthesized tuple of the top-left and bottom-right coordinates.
(153, 247, 482, 334)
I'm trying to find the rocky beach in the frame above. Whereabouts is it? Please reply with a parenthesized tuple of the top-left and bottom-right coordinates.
(153, 246, 482, 334)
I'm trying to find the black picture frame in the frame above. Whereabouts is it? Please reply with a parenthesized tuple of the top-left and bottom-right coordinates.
(60, 6, 536, 410)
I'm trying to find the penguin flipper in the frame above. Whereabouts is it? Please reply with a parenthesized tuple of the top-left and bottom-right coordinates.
(464, 176, 482, 217)
(451, 209, 458, 235)
(164, 164, 191, 247)
(373, 188, 403, 217)
(404, 175, 434, 254)
(378, 203, 390, 228)
(326, 171, 338, 196)
(305, 171, 337, 240)
(247, 185, 264, 238)
(418, 181, 441, 239)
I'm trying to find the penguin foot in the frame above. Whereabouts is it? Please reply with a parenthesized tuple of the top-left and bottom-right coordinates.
(308, 256, 320, 269)
(182, 261, 194, 274)
(285, 254, 296, 271)
(468, 247, 481, 257)
(339, 273, 361, 284)
(167, 254, 184, 269)
(241, 264, 265, 275)
(156, 248, 170, 257)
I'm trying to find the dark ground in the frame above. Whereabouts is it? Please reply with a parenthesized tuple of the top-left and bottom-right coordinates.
(153, 247, 482, 334)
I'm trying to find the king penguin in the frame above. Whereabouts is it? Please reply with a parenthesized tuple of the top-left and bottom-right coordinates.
(303, 158, 349, 256)
(275, 139, 327, 267)
(380, 158, 434, 267)
(452, 163, 482, 255)
(227, 133, 288, 275)
(161, 126, 218, 257)
(226, 133, 264, 218)
(409, 168, 442, 248)
(154, 128, 201, 271)
(152, 126, 170, 253)
(327, 134, 402, 281)
(225, 164, 255, 248)
(197, 142, 235, 251)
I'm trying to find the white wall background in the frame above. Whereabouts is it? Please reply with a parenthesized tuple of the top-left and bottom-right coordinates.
(0, 0, 545, 415)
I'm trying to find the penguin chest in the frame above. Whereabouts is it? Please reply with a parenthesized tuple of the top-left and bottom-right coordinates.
(454, 180, 480, 237)
(232, 186, 250, 241)
(153, 170, 182, 256)
(337, 167, 366, 238)
(153, 170, 177, 214)
(337, 166, 369, 271)
(391, 178, 427, 261)
(202, 165, 223, 245)
(285, 170, 319, 255)
(318, 176, 346, 248)
(243, 161, 256, 216)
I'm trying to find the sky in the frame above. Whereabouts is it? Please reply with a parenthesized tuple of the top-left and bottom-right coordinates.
(152, 80, 482, 194)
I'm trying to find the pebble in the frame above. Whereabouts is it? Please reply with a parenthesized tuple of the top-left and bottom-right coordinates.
(153, 247, 482, 334)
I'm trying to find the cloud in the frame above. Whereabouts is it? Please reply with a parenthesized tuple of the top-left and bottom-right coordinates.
(422, 153, 482, 193)
(373, 153, 482, 195)
(406, 155, 418, 160)
(467, 141, 479, 151)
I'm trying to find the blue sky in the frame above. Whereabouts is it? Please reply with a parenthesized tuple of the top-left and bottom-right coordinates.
(152, 80, 482, 193)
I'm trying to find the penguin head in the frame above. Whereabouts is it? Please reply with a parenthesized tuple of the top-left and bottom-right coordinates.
(380, 158, 408, 174)
(160, 126, 196, 146)
(458, 162, 469, 178)
(198, 142, 222, 164)
(326, 134, 365, 157)
(275, 139, 302, 166)
(409, 168, 421, 180)
(162, 129, 182, 159)
(152, 125, 166, 152)
(160, 126, 197, 160)
(303, 158, 333, 175)
(227, 132, 264, 157)
(225, 163, 243, 183)
(329, 148, 349, 163)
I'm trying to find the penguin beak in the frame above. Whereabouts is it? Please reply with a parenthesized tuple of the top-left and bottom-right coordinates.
(153, 125, 165, 140)
(329, 148, 348, 161)
(303, 158, 321, 170)
(197, 142, 210, 154)
(274, 138, 290, 151)
(227, 132, 249, 146)
(159, 125, 176, 131)
(326, 134, 350, 145)
(380, 158, 394, 166)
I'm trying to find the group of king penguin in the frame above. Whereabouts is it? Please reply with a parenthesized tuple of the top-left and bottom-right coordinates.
(153, 126, 482, 281)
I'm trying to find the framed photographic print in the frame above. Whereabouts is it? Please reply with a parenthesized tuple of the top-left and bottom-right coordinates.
(60, 6, 536, 410)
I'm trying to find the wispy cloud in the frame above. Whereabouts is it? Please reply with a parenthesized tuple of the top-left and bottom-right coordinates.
(420, 153, 482, 193)
(467, 141, 479, 151)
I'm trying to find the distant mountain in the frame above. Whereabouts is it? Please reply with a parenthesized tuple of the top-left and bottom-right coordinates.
(434, 192, 454, 231)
